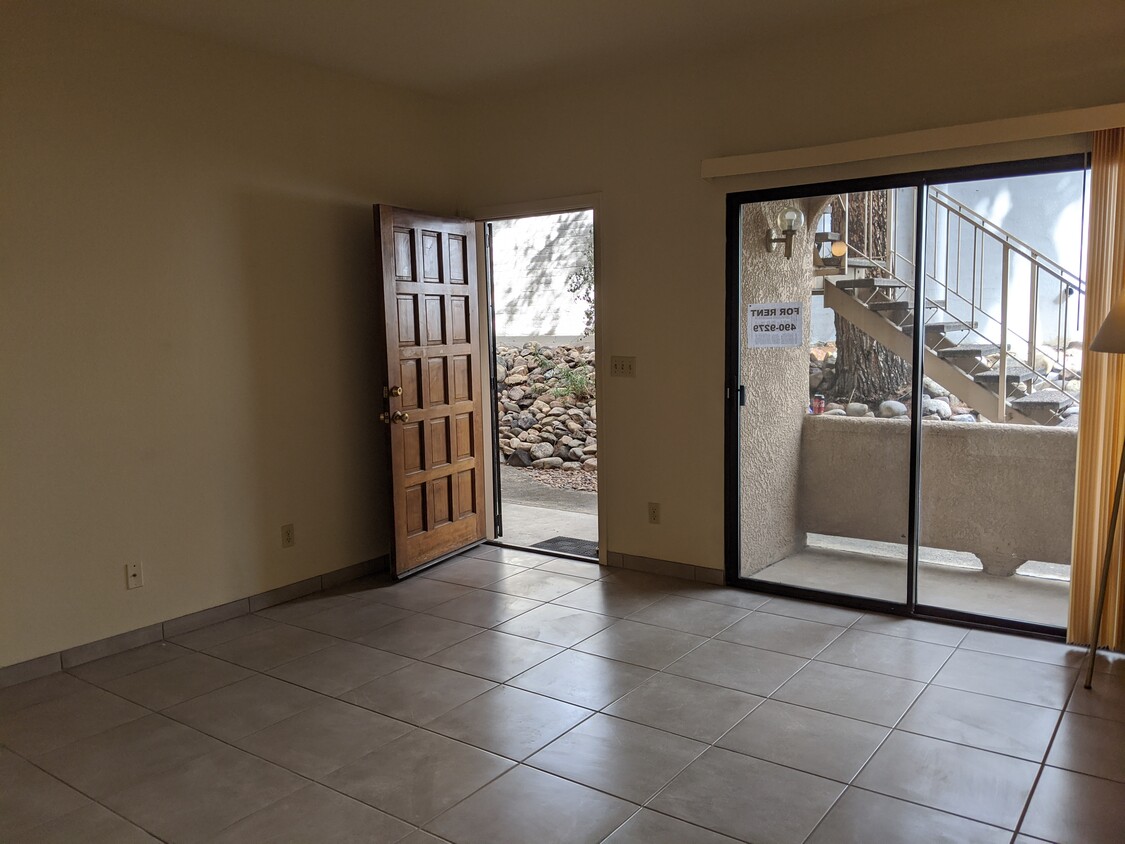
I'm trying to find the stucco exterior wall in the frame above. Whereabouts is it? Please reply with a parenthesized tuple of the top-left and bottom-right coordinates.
(800, 416, 1078, 575)
(739, 200, 819, 574)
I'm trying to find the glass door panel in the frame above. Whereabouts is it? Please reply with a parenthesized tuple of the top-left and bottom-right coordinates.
(737, 187, 918, 603)
(916, 169, 1087, 627)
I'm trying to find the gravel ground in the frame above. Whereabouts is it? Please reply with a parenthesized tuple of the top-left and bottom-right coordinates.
(523, 467, 598, 492)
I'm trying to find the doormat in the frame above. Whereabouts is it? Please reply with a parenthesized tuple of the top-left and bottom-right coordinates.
(532, 536, 599, 559)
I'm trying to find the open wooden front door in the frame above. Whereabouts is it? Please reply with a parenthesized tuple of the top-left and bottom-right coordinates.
(374, 206, 486, 577)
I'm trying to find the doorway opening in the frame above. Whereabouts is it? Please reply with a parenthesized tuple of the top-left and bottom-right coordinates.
(486, 210, 599, 560)
(725, 155, 1089, 635)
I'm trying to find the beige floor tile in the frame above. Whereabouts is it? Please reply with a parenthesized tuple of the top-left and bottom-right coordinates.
(425, 765, 635, 844)
(101, 745, 305, 844)
(362, 578, 475, 611)
(1047, 712, 1125, 782)
(664, 639, 806, 696)
(670, 583, 770, 611)
(960, 629, 1085, 667)
(852, 613, 969, 646)
(508, 649, 654, 709)
(267, 641, 412, 696)
(15, 802, 158, 844)
(0, 685, 147, 757)
(0, 672, 90, 717)
(400, 832, 448, 844)
(650, 747, 844, 844)
(806, 787, 1011, 844)
(204, 623, 335, 671)
(534, 558, 604, 579)
(1068, 669, 1125, 723)
(356, 613, 484, 659)
(602, 809, 743, 844)
(164, 674, 324, 741)
(486, 569, 590, 602)
(757, 596, 864, 626)
(342, 662, 495, 725)
(426, 590, 541, 627)
(289, 600, 415, 640)
(899, 685, 1060, 761)
(815, 628, 955, 682)
(717, 611, 844, 658)
(494, 602, 616, 647)
(253, 591, 356, 623)
(0, 747, 90, 837)
(102, 652, 252, 710)
(324, 729, 513, 825)
(772, 660, 924, 727)
(211, 783, 414, 843)
(627, 595, 750, 637)
(552, 581, 663, 617)
(856, 731, 1038, 829)
(934, 650, 1077, 709)
(36, 713, 222, 798)
(68, 642, 190, 685)
(421, 557, 526, 587)
(169, 615, 280, 651)
(718, 699, 888, 782)
(462, 546, 549, 567)
(605, 674, 761, 743)
(527, 713, 705, 803)
(425, 630, 561, 682)
(1021, 765, 1125, 844)
(574, 620, 706, 670)
(237, 698, 413, 779)
(429, 685, 590, 760)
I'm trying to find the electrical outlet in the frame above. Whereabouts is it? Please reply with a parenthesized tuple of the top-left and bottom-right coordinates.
(610, 356, 636, 377)
(281, 523, 295, 548)
(647, 502, 661, 524)
(126, 562, 144, 589)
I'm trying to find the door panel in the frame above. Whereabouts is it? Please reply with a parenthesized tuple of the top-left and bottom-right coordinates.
(375, 206, 486, 576)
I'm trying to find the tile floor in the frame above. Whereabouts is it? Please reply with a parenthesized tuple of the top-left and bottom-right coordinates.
(2, 546, 1124, 843)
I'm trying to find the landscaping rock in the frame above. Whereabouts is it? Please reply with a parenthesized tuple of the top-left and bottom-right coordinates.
(845, 402, 869, 417)
(878, 400, 908, 418)
(532, 457, 564, 469)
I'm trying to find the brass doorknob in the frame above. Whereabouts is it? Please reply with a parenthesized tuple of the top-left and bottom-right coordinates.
(388, 386, 403, 397)
(390, 410, 409, 424)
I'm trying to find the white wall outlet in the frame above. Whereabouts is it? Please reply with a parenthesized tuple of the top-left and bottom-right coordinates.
(281, 523, 295, 548)
(647, 502, 661, 524)
(126, 562, 144, 589)
(610, 355, 636, 377)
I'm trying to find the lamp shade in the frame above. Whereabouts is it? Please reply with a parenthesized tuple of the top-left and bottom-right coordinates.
(1090, 296, 1125, 354)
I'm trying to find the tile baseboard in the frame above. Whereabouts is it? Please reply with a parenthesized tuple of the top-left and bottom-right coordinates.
(606, 550, 724, 585)
(0, 555, 389, 686)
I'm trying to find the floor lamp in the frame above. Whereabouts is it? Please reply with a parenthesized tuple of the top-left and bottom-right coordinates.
(1084, 296, 1125, 689)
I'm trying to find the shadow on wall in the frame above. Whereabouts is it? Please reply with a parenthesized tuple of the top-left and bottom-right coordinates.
(236, 189, 391, 585)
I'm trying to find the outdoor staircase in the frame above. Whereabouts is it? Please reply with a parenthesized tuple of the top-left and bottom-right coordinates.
(817, 188, 1083, 426)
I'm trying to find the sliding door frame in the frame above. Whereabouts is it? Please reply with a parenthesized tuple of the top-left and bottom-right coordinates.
(724, 153, 1086, 638)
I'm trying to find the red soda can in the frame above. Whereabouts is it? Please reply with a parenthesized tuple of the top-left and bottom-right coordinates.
(812, 394, 826, 414)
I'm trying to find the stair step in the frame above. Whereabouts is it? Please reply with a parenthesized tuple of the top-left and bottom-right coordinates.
(847, 257, 880, 269)
(834, 277, 906, 290)
(903, 320, 977, 336)
(937, 343, 1001, 359)
(815, 232, 843, 243)
(1012, 389, 1075, 412)
(974, 363, 1036, 386)
(868, 300, 911, 312)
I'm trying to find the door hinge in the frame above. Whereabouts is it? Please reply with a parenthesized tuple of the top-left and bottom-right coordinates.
(494, 513, 503, 537)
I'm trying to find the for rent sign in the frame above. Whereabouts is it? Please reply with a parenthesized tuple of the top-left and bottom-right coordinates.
(747, 302, 803, 348)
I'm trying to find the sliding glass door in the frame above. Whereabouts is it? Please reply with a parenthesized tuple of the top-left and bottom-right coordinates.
(726, 156, 1087, 634)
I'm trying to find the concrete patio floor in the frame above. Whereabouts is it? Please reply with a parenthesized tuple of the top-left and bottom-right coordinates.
(752, 535, 1069, 628)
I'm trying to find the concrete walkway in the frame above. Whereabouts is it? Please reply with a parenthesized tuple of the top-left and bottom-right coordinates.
(498, 466, 598, 549)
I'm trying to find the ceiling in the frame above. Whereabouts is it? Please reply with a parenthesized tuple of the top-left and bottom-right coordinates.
(85, 0, 938, 98)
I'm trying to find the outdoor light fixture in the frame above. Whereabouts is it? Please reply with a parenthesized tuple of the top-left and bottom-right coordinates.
(830, 239, 848, 258)
(767, 205, 806, 258)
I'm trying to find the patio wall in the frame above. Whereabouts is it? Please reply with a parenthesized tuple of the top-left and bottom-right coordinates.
(798, 415, 1077, 576)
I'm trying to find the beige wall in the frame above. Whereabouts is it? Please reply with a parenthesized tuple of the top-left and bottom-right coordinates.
(456, 0, 1125, 574)
(0, 3, 457, 666)
(2, 0, 1124, 667)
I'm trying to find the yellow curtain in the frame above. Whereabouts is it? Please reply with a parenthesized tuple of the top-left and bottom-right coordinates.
(1069, 127, 1125, 648)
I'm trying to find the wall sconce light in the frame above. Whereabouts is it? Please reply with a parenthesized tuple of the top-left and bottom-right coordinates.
(767, 205, 806, 258)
